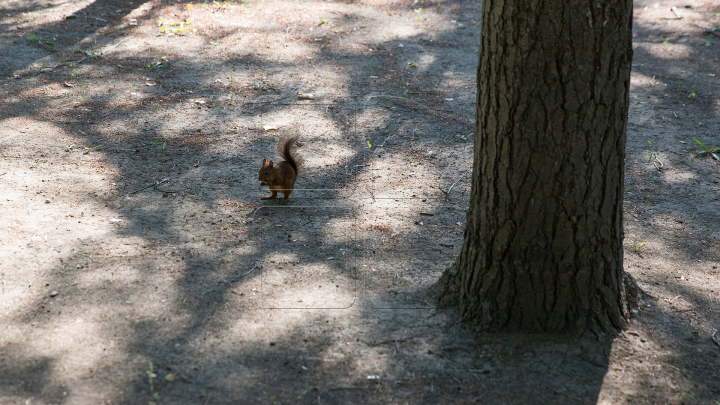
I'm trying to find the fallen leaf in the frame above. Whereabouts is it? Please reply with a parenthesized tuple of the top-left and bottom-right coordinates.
(145, 81, 157, 86)
(165, 373, 176, 382)
(263, 125, 277, 131)
(408, 62, 419, 67)
(298, 93, 315, 99)
(63, 81, 75, 88)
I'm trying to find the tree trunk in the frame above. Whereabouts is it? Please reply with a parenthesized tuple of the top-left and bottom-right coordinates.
(437, 0, 633, 334)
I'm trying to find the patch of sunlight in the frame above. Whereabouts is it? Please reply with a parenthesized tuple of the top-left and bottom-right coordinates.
(223, 291, 359, 344)
(635, 42, 693, 60)
(658, 169, 696, 184)
(301, 142, 358, 172)
(368, 145, 447, 199)
(407, 53, 437, 72)
(0, 118, 123, 271)
(630, 71, 660, 88)
(22, 313, 124, 395)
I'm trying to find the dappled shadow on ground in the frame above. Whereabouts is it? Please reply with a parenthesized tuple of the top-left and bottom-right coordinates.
(0, 344, 63, 401)
(606, 1, 720, 402)
(2, 0, 719, 403)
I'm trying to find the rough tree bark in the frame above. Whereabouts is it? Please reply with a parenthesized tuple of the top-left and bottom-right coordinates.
(436, 0, 634, 334)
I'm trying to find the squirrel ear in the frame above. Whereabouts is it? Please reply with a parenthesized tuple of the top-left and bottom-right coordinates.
(262, 158, 267, 165)
(269, 160, 274, 167)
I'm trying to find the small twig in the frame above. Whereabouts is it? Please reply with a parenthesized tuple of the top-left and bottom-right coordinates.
(651, 154, 663, 170)
(444, 169, 472, 198)
(620, 353, 648, 362)
(373, 338, 408, 345)
(365, 95, 473, 127)
(374, 95, 432, 110)
(52, 55, 87, 69)
(0, 173, 6, 176)
(670, 6, 682, 19)
(103, 36, 132, 52)
(373, 334, 416, 346)
(31, 269, 48, 285)
(662, 7, 683, 20)
(239, 265, 258, 279)
(377, 132, 394, 148)
(154, 188, 180, 194)
(128, 178, 170, 195)
(248, 95, 292, 104)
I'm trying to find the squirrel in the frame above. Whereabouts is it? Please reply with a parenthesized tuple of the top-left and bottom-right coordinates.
(258, 135, 302, 200)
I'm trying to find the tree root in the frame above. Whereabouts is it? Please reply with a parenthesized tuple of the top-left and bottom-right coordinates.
(623, 271, 651, 315)
(433, 261, 461, 308)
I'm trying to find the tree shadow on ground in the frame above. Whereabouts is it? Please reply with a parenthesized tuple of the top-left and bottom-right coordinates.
(619, 2, 720, 401)
(5, 0, 717, 403)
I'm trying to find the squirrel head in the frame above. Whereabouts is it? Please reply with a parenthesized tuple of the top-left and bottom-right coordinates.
(258, 158, 275, 186)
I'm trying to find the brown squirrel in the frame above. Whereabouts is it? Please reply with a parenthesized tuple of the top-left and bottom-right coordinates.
(258, 135, 302, 200)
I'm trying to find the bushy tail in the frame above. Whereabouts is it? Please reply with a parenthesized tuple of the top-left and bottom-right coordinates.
(277, 135, 302, 176)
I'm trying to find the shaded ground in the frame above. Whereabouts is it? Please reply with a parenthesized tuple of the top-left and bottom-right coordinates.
(0, 0, 718, 404)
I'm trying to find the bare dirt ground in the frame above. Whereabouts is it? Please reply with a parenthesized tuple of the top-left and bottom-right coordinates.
(0, 0, 719, 404)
